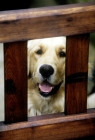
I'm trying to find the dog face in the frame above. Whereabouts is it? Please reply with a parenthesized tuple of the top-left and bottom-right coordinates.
(28, 37, 66, 98)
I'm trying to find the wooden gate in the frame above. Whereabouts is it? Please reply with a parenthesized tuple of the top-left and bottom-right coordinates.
(0, 2, 95, 139)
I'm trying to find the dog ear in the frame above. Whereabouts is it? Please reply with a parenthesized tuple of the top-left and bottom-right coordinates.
(27, 49, 32, 78)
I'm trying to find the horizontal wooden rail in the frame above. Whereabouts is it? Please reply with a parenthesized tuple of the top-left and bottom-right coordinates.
(0, 109, 95, 139)
(0, 2, 95, 43)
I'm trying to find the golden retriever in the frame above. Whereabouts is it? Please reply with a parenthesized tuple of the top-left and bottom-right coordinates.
(28, 36, 95, 117)
(28, 37, 66, 116)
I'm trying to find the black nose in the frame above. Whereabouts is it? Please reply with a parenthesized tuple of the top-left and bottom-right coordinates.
(39, 64, 54, 78)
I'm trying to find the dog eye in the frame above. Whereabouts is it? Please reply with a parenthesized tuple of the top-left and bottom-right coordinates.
(36, 49, 43, 55)
(59, 51, 66, 57)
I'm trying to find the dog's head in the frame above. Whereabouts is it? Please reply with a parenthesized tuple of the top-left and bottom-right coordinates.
(28, 37, 66, 98)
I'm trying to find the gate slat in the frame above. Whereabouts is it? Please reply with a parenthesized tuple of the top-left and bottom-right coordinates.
(4, 41, 27, 124)
(65, 34, 89, 115)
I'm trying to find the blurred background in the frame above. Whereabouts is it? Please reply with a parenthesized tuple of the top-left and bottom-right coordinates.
(0, 0, 94, 10)
(0, 0, 95, 121)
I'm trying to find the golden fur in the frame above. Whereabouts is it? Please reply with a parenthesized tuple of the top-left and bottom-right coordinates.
(28, 37, 66, 116)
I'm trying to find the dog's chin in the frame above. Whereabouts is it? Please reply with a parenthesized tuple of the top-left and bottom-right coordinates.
(38, 80, 63, 98)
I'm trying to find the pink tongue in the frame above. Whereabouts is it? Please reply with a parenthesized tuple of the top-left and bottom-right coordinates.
(39, 82, 53, 93)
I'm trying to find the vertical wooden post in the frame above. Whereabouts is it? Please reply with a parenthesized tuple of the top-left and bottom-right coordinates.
(65, 34, 89, 115)
(4, 41, 27, 124)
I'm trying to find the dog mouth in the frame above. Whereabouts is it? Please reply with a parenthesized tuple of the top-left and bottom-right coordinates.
(38, 80, 62, 97)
